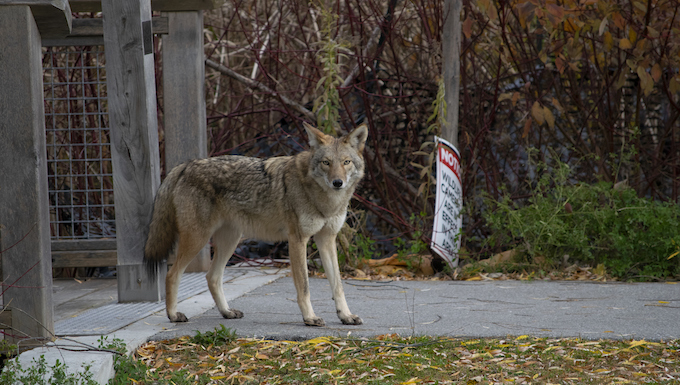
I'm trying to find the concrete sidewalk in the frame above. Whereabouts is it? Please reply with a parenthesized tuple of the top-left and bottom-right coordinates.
(11, 270, 680, 384)
(12, 267, 286, 384)
(151, 276, 680, 342)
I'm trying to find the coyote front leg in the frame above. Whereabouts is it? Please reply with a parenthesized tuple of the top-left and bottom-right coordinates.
(288, 233, 325, 326)
(315, 227, 363, 325)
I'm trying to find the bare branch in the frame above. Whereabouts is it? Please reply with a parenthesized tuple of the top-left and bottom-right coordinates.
(206, 59, 316, 121)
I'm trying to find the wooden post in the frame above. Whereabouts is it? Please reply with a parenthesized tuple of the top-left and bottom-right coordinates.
(442, 0, 462, 148)
(0, 1, 72, 345)
(101, 0, 165, 302)
(162, 11, 211, 272)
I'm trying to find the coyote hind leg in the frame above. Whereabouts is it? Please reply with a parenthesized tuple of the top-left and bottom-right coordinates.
(208, 224, 244, 319)
(166, 232, 210, 322)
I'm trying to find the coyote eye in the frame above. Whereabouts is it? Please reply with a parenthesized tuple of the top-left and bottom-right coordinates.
(343, 160, 351, 165)
(322, 160, 330, 166)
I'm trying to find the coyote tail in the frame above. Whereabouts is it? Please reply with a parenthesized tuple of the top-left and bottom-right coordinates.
(143, 170, 180, 280)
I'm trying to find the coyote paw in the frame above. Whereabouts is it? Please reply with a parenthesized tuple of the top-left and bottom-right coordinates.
(304, 317, 326, 327)
(169, 312, 189, 323)
(221, 309, 244, 319)
(340, 314, 363, 325)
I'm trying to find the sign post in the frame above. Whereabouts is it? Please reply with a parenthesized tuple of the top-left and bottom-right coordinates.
(431, 136, 463, 268)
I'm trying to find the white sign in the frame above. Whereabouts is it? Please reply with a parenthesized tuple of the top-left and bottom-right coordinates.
(430, 136, 462, 268)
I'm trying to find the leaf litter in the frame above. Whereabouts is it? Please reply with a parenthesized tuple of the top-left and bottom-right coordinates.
(127, 333, 680, 384)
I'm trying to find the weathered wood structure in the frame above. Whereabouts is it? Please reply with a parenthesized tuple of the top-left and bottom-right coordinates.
(0, 0, 221, 344)
(0, 0, 72, 346)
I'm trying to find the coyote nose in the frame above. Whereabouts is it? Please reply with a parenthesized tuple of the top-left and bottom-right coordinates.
(332, 179, 344, 189)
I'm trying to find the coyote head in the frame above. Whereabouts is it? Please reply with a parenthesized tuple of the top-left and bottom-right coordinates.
(304, 122, 369, 191)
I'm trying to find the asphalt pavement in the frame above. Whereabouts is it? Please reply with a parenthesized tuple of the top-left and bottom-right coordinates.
(151, 276, 680, 342)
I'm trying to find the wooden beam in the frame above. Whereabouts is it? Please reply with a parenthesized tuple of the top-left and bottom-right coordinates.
(69, 16, 168, 36)
(102, 0, 163, 302)
(42, 16, 168, 47)
(0, 0, 72, 38)
(51, 239, 117, 268)
(52, 250, 117, 268)
(69, 0, 224, 13)
(162, 11, 211, 272)
(51, 239, 117, 251)
(0, 5, 55, 344)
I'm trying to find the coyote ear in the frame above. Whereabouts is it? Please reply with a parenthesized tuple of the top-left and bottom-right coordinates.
(346, 124, 369, 152)
(303, 122, 330, 148)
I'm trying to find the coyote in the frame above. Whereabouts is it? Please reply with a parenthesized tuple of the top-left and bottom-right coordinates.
(144, 123, 368, 327)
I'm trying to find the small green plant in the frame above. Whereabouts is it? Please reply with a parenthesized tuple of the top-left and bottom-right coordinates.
(0, 355, 97, 385)
(484, 154, 680, 280)
(394, 212, 431, 272)
(98, 335, 126, 354)
(338, 231, 376, 270)
(312, 0, 349, 134)
(191, 324, 237, 346)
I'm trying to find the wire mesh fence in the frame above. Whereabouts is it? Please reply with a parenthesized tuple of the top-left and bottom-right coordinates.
(42, 45, 115, 240)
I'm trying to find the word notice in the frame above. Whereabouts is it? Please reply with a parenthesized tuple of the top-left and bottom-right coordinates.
(430, 136, 462, 268)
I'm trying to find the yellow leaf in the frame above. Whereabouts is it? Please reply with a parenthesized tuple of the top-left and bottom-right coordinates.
(658, 301, 670, 304)
(666, 281, 678, 284)
(543, 106, 555, 129)
(515, 335, 529, 341)
(401, 378, 420, 385)
(671, 77, 680, 94)
(551, 97, 564, 113)
(499, 92, 514, 102)
(306, 337, 331, 346)
(466, 276, 482, 281)
(531, 101, 545, 125)
(604, 31, 614, 52)
(619, 38, 633, 50)
(593, 263, 606, 276)
(629, 28, 637, 44)
(667, 250, 680, 260)
(637, 66, 654, 96)
(628, 339, 651, 348)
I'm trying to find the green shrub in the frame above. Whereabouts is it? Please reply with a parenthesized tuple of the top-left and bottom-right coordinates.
(485, 159, 680, 280)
